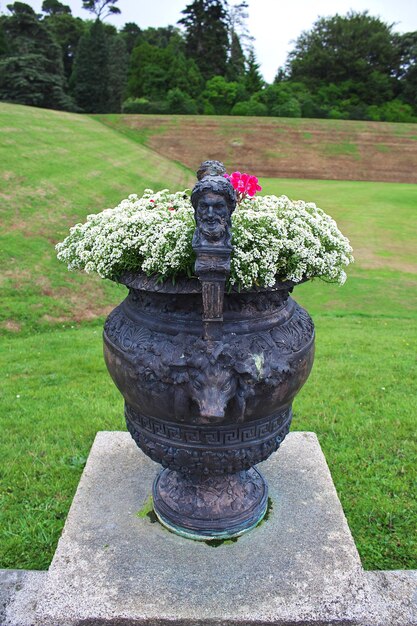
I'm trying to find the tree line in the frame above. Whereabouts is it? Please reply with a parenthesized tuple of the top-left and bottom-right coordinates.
(0, 0, 416, 122)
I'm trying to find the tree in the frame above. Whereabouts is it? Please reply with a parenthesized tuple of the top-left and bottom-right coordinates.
(127, 34, 204, 103)
(81, 0, 120, 20)
(107, 33, 128, 112)
(245, 47, 263, 95)
(226, 1, 252, 82)
(42, 8, 85, 81)
(227, 1, 252, 52)
(202, 75, 245, 114)
(394, 31, 417, 109)
(285, 11, 400, 106)
(166, 87, 197, 114)
(0, 18, 8, 57)
(0, 2, 75, 109)
(226, 30, 246, 82)
(267, 84, 304, 117)
(41, 0, 71, 15)
(141, 25, 180, 49)
(178, 0, 229, 80)
(168, 52, 204, 100)
(127, 41, 170, 100)
(70, 18, 108, 112)
(231, 95, 267, 116)
(120, 22, 141, 54)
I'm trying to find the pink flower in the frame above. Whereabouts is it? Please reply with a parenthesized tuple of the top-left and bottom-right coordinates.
(168, 207, 175, 212)
(224, 171, 262, 204)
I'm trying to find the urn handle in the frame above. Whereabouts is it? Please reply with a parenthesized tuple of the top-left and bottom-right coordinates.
(191, 161, 236, 342)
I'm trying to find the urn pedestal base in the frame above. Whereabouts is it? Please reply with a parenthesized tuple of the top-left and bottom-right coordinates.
(152, 467, 268, 540)
(34, 432, 416, 626)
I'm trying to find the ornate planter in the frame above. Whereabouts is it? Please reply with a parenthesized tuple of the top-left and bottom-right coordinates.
(103, 163, 315, 540)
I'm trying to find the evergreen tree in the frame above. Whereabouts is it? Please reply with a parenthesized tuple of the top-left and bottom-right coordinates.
(178, 0, 229, 80)
(395, 31, 417, 110)
(245, 48, 264, 95)
(107, 33, 128, 112)
(70, 18, 108, 112)
(0, 18, 8, 57)
(42, 7, 85, 81)
(168, 53, 204, 100)
(0, 2, 74, 109)
(226, 31, 246, 82)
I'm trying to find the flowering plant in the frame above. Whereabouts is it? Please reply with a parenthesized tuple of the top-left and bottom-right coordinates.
(225, 171, 262, 203)
(56, 175, 353, 289)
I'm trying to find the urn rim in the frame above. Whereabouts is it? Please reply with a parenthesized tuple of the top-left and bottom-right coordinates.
(115, 271, 306, 294)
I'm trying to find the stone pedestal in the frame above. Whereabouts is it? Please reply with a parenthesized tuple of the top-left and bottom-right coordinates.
(4, 431, 415, 625)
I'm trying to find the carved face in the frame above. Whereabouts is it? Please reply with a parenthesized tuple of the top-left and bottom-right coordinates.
(196, 192, 229, 243)
(189, 365, 237, 425)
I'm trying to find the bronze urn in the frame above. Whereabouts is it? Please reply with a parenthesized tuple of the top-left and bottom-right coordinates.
(103, 161, 315, 540)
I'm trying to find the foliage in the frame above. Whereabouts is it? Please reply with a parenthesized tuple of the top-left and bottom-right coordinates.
(106, 34, 128, 113)
(178, 0, 229, 80)
(41, 0, 71, 15)
(0, 2, 74, 109)
(168, 54, 203, 100)
(202, 75, 245, 115)
(395, 31, 417, 109)
(55, 187, 353, 288)
(230, 96, 267, 116)
(0, 1, 416, 120)
(119, 21, 141, 54)
(280, 10, 417, 120)
(286, 12, 399, 104)
(81, 0, 120, 20)
(367, 99, 416, 123)
(244, 47, 264, 95)
(121, 97, 169, 114)
(70, 18, 108, 113)
(260, 83, 306, 117)
(126, 34, 203, 103)
(166, 87, 198, 114)
(226, 29, 246, 82)
(42, 8, 85, 81)
(140, 24, 181, 49)
(127, 41, 170, 101)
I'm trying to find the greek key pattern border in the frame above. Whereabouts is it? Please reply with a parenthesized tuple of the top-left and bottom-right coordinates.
(125, 405, 291, 447)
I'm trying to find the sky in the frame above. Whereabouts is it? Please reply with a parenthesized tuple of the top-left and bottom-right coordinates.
(13, 0, 417, 83)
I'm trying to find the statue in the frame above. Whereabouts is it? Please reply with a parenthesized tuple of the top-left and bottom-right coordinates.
(196, 159, 226, 180)
(191, 171, 236, 340)
(191, 175, 236, 248)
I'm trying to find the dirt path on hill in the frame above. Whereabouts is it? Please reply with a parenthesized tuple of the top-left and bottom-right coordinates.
(113, 116, 417, 183)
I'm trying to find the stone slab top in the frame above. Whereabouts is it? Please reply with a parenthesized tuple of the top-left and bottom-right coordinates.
(35, 431, 414, 625)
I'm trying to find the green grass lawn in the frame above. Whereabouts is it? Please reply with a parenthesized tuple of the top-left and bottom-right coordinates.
(0, 104, 416, 571)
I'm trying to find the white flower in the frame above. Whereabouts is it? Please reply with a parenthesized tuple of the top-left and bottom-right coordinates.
(56, 190, 353, 288)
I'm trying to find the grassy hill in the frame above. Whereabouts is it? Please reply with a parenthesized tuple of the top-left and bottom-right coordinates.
(94, 113, 417, 183)
(0, 102, 194, 334)
(0, 103, 416, 572)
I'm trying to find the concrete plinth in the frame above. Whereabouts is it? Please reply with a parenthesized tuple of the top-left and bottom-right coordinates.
(32, 431, 416, 626)
(1, 569, 46, 626)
